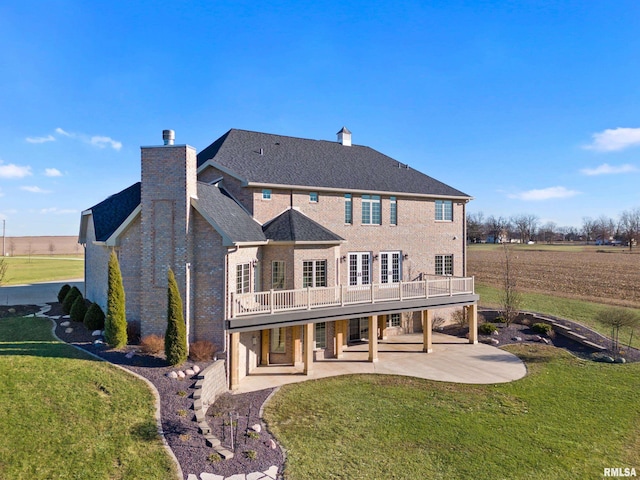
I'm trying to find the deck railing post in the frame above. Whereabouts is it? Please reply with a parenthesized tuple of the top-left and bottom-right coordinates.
(270, 289, 274, 314)
(399, 280, 404, 301)
(449, 277, 453, 296)
(307, 286, 311, 310)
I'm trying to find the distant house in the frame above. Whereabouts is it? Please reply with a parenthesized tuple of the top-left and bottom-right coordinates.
(79, 128, 479, 389)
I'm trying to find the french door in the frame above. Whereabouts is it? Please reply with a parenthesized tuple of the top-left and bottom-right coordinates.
(349, 252, 371, 286)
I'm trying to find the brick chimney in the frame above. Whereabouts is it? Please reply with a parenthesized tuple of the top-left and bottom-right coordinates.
(337, 126, 352, 146)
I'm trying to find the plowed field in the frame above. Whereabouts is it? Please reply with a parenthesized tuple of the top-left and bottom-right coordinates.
(468, 245, 640, 308)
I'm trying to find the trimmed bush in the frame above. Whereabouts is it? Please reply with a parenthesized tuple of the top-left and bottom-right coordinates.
(70, 296, 88, 323)
(140, 335, 165, 355)
(532, 322, 553, 336)
(84, 302, 105, 330)
(62, 286, 82, 315)
(57, 284, 71, 304)
(105, 251, 127, 348)
(165, 268, 187, 366)
(478, 323, 497, 335)
(189, 340, 216, 361)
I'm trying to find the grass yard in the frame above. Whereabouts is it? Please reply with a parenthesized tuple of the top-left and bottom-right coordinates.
(264, 345, 640, 480)
(1, 255, 84, 285)
(0, 316, 177, 480)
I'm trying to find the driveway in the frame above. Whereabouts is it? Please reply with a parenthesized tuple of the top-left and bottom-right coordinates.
(0, 280, 84, 306)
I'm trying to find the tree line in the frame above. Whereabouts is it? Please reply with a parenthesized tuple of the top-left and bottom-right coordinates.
(467, 208, 640, 250)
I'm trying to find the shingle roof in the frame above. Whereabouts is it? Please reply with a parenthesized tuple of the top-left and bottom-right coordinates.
(89, 182, 141, 242)
(197, 129, 470, 198)
(262, 209, 344, 243)
(194, 182, 266, 244)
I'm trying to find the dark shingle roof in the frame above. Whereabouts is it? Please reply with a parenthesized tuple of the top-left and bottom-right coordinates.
(262, 209, 344, 243)
(198, 129, 469, 198)
(194, 182, 266, 244)
(89, 182, 141, 242)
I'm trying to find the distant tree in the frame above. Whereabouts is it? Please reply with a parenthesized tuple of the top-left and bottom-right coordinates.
(0, 257, 7, 286)
(48, 241, 56, 256)
(581, 217, 597, 243)
(511, 214, 539, 244)
(105, 251, 127, 348)
(539, 221, 557, 244)
(499, 243, 521, 326)
(466, 211, 485, 243)
(165, 268, 187, 366)
(594, 215, 616, 244)
(485, 215, 510, 243)
(619, 207, 640, 252)
(596, 308, 639, 357)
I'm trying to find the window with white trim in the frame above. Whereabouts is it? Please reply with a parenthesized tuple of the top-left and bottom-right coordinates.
(270, 327, 286, 353)
(272, 261, 285, 290)
(435, 254, 453, 276)
(262, 189, 272, 200)
(315, 322, 326, 349)
(345, 194, 352, 224)
(303, 260, 327, 288)
(390, 196, 397, 225)
(388, 314, 401, 328)
(236, 263, 250, 293)
(309, 192, 318, 203)
(349, 252, 371, 286)
(435, 200, 452, 221)
(380, 251, 401, 284)
(362, 194, 381, 225)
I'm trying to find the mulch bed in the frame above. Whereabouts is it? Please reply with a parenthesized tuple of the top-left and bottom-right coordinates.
(38, 303, 283, 480)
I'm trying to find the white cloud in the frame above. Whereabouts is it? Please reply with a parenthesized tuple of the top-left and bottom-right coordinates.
(21, 186, 51, 194)
(40, 207, 76, 215)
(45, 168, 63, 177)
(90, 135, 122, 151)
(26, 134, 55, 144)
(508, 186, 580, 201)
(55, 127, 72, 137)
(0, 161, 32, 178)
(584, 127, 640, 152)
(580, 163, 638, 176)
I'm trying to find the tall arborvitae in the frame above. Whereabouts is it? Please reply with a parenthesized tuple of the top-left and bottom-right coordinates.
(105, 251, 127, 348)
(165, 268, 187, 366)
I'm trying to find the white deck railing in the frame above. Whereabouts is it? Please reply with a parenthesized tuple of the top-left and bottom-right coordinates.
(230, 276, 474, 318)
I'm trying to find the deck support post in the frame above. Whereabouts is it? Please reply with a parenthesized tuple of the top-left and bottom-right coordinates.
(303, 323, 314, 375)
(468, 304, 478, 344)
(423, 310, 433, 353)
(368, 316, 378, 362)
(230, 332, 240, 390)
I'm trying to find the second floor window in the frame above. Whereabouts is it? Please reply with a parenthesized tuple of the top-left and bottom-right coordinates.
(236, 263, 250, 293)
(435, 254, 453, 276)
(303, 260, 327, 288)
(435, 200, 452, 221)
(362, 194, 381, 225)
(345, 194, 352, 224)
(390, 196, 397, 225)
(262, 189, 272, 200)
(309, 192, 318, 203)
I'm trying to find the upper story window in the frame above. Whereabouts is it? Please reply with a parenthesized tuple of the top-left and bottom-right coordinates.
(345, 194, 352, 224)
(262, 189, 272, 200)
(236, 263, 250, 293)
(303, 260, 327, 288)
(272, 261, 285, 290)
(309, 192, 318, 203)
(435, 200, 453, 221)
(435, 254, 453, 276)
(362, 194, 381, 225)
(390, 196, 397, 225)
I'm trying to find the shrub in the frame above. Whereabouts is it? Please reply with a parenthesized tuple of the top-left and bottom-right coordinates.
(70, 296, 88, 322)
(452, 309, 468, 327)
(491, 315, 506, 323)
(127, 321, 141, 345)
(84, 302, 105, 330)
(208, 453, 222, 463)
(105, 251, 127, 348)
(189, 340, 216, 361)
(431, 316, 446, 330)
(165, 269, 187, 366)
(140, 334, 165, 355)
(62, 286, 82, 315)
(478, 323, 497, 335)
(532, 323, 553, 336)
(57, 284, 71, 303)
(244, 450, 257, 460)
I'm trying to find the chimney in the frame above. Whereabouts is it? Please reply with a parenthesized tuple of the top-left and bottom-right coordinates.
(162, 129, 175, 145)
(337, 126, 352, 147)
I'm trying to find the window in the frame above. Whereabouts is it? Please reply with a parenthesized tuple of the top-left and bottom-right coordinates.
(390, 196, 397, 225)
(236, 263, 250, 293)
(345, 194, 352, 224)
(315, 322, 326, 349)
(303, 260, 327, 288)
(309, 192, 318, 203)
(435, 200, 453, 221)
(272, 261, 285, 289)
(270, 327, 286, 353)
(388, 314, 401, 328)
(349, 253, 371, 286)
(362, 195, 381, 225)
(435, 254, 453, 276)
(380, 252, 401, 284)
(262, 189, 272, 200)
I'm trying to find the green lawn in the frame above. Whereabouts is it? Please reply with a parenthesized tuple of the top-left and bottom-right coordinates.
(0, 316, 177, 480)
(264, 345, 640, 480)
(1, 255, 84, 285)
(476, 283, 640, 350)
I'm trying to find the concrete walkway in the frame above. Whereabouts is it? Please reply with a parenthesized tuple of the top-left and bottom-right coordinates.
(235, 332, 527, 393)
(0, 279, 84, 305)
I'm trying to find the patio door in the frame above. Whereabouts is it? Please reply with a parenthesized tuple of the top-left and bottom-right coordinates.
(349, 253, 371, 286)
(349, 317, 369, 342)
(380, 251, 401, 284)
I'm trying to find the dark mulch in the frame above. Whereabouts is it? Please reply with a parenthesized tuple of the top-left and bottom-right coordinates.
(0, 304, 40, 318)
(42, 302, 283, 479)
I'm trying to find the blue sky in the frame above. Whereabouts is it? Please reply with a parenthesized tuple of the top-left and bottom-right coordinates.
(1, 0, 640, 236)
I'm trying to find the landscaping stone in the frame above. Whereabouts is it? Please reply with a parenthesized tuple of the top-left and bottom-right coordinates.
(65, 327, 73, 334)
(532, 335, 542, 342)
(250, 423, 262, 433)
(264, 466, 279, 479)
(167, 371, 178, 379)
(60, 321, 70, 327)
(193, 365, 201, 374)
(247, 472, 266, 480)
(269, 439, 277, 450)
(177, 370, 186, 379)
(490, 338, 499, 345)
(491, 330, 499, 336)
(185, 368, 195, 376)
(125, 351, 135, 359)
(511, 336, 522, 342)
(186, 474, 198, 480)
(226, 474, 246, 480)
(200, 473, 224, 480)
(615, 357, 626, 364)
(92, 330, 102, 336)
(541, 338, 550, 344)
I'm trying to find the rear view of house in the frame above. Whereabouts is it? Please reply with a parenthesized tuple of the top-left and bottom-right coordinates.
(79, 127, 479, 389)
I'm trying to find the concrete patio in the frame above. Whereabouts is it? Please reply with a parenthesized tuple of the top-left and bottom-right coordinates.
(234, 332, 527, 393)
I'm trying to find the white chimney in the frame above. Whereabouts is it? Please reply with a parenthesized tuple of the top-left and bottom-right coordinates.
(162, 129, 175, 145)
(337, 126, 352, 146)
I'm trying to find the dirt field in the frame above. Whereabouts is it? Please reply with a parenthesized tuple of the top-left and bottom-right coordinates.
(2, 236, 80, 256)
(468, 245, 640, 308)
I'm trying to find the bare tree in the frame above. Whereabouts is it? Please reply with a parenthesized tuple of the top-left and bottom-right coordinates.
(485, 215, 509, 243)
(594, 215, 616, 244)
(596, 308, 639, 357)
(619, 207, 640, 252)
(500, 243, 521, 326)
(466, 211, 485, 243)
(511, 214, 539, 244)
(48, 241, 56, 256)
(0, 257, 7, 286)
(539, 221, 557, 244)
(581, 217, 597, 244)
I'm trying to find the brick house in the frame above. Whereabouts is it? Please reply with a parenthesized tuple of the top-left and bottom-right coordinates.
(79, 128, 479, 389)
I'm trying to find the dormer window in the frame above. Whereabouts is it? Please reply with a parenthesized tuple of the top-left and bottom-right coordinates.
(262, 189, 272, 200)
(309, 192, 318, 203)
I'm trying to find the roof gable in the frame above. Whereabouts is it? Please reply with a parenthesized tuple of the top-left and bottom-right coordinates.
(262, 208, 344, 244)
(88, 182, 141, 242)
